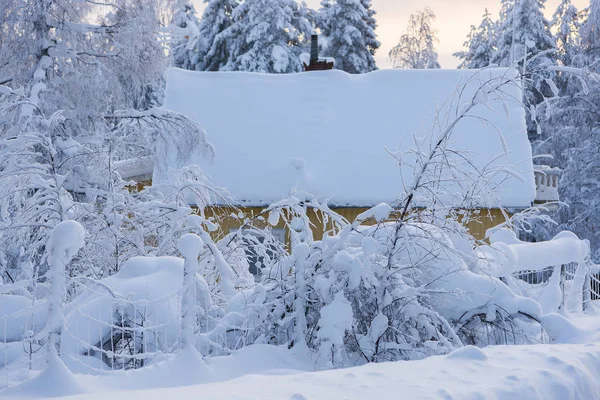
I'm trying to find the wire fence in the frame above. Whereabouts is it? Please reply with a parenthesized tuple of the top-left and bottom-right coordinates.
(62, 281, 183, 373)
(0, 277, 187, 390)
(508, 261, 600, 313)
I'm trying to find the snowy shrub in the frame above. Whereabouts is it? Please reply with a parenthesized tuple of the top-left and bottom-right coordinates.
(210, 71, 553, 365)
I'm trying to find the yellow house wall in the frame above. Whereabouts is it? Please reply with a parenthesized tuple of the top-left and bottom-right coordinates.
(132, 179, 510, 242)
(203, 206, 509, 245)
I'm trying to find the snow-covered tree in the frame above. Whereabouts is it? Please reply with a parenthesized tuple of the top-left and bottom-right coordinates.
(170, 0, 201, 70)
(552, 0, 581, 69)
(454, 9, 497, 69)
(492, 0, 555, 69)
(389, 8, 440, 69)
(0, 88, 76, 283)
(223, 0, 312, 73)
(0, 0, 214, 284)
(580, 0, 600, 64)
(318, 0, 379, 74)
(361, 0, 380, 57)
(535, 0, 600, 260)
(196, 0, 239, 71)
(492, 0, 556, 139)
(104, 0, 169, 110)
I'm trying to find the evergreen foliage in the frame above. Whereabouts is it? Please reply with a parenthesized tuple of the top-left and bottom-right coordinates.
(222, 0, 312, 73)
(454, 9, 496, 69)
(318, 0, 379, 74)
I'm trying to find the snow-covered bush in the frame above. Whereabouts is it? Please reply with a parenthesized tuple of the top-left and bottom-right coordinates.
(211, 70, 552, 365)
(220, 200, 545, 366)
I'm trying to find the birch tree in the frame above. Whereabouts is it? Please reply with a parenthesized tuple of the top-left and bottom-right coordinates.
(389, 8, 441, 69)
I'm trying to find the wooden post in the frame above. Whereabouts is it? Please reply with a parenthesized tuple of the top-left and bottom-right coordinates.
(559, 264, 566, 310)
(583, 271, 592, 312)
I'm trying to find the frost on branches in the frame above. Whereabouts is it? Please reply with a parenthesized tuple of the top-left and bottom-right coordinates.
(533, 0, 600, 259)
(0, 1, 219, 286)
(389, 8, 441, 69)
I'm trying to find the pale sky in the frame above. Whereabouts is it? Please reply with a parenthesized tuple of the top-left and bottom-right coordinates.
(193, 0, 591, 68)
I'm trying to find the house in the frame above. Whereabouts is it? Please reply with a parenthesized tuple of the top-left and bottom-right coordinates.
(123, 67, 540, 246)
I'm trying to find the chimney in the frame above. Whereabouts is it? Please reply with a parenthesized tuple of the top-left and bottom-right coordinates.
(303, 34, 334, 71)
(310, 34, 319, 64)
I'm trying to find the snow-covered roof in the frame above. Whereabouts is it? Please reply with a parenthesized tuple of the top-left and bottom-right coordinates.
(114, 156, 154, 182)
(161, 68, 535, 208)
(299, 53, 336, 66)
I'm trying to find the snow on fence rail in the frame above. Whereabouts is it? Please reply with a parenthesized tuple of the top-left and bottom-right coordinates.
(479, 229, 597, 314)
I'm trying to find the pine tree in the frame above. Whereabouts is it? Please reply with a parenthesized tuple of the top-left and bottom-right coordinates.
(550, 0, 581, 93)
(389, 8, 440, 69)
(223, 0, 312, 73)
(492, 0, 555, 138)
(581, 0, 600, 66)
(318, 0, 379, 74)
(534, 2, 600, 260)
(196, 0, 239, 71)
(454, 9, 496, 69)
(552, 0, 580, 68)
(170, 0, 201, 70)
(492, 0, 555, 68)
(360, 0, 381, 58)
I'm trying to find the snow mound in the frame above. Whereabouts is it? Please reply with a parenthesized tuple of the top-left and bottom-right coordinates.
(446, 345, 488, 361)
(31, 340, 600, 400)
(3, 354, 86, 398)
(540, 313, 585, 344)
(0, 295, 48, 343)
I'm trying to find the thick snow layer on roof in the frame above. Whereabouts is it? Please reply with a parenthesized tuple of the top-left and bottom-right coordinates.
(162, 68, 535, 208)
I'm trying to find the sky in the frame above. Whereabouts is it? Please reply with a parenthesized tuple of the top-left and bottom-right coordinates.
(192, 0, 591, 69)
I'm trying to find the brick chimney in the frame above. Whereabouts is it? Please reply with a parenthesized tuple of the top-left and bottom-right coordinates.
(303, 35, 334, 72)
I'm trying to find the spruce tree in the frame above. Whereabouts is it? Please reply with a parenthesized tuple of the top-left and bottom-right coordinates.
(552, 0, 580, 68)
(318, 0, 379, 74)
(492, 0, 555, 68)
(454, 9, 496, 69)
(581, 0, 600, 65)
(492, 0, 556, 138)
(223, 0, 312, 73)
(196, 0, 239, 71)
(170, 0, 200, 70)
(360, 0, 381, 58)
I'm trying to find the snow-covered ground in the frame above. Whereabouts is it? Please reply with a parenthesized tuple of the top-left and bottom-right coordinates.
(4, 313, 599, 400)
